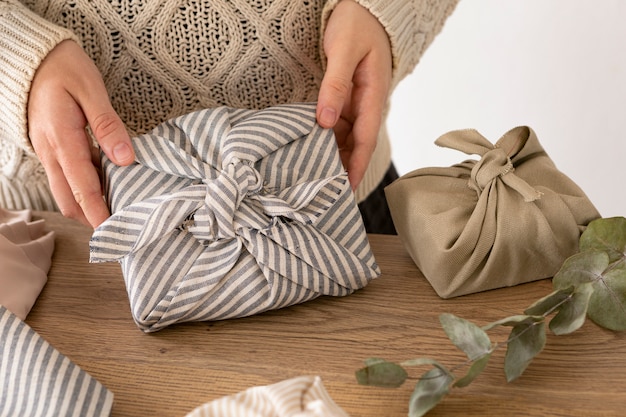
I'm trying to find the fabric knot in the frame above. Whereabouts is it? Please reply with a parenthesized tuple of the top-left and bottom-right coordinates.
(469, 146, 513, 195)
(192, 159, 266, 241)
(435, 128, 543, 202)
(222, 159, 264, 201)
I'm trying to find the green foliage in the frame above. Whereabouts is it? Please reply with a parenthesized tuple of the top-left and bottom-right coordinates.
(503, 319, 546, 382)
(547, 283, 594, 335)
(579, 217, 626, 262)
(409, 367, 454, 417)
(355, 217, 626, 416)
(355, 359, 408, 388)
(439, 313, 493, 388)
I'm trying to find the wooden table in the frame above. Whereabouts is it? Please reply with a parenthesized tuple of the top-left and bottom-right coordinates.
(26, 212, 626, 417)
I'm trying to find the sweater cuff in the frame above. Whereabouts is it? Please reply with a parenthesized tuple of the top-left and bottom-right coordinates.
(355, 0, 458, 86)
(0, 2, 79, 153)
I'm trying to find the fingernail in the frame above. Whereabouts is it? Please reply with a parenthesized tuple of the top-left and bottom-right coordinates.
(319, 107, 337, 127)
(113, 143, 133, 164)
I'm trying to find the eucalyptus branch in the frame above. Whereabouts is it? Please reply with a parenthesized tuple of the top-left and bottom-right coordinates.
(355, 217, 626, 417)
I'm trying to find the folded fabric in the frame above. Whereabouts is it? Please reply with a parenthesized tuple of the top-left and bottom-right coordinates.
(0, 305, 114, 417)
(385, 126, 601, 298)
(0, 208, 55, 320)
(90, 103, 380, 332)
(185, 376, 349, 417)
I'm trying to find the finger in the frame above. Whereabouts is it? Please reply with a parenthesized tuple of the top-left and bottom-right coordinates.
(345, 127, 377, 190)
(344, 45, 391, 188)
(333, 116, 353, 169)
(317, 71, 353, 128)
(87, 110, 135, 166)
(45, 159, 91, 227)
(317, 32, 360, 128)
(36, 134, 109, 228)
(71, 65, 135, 167)
(343, 105, 380, 189)
(69, 77, 132, 227)
(55, 129, 111, 228)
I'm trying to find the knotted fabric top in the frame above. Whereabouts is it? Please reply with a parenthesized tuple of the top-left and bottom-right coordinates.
(435, 128, 544, 202)
(90, 103, 380, 332)
(386, 126, 601, 298)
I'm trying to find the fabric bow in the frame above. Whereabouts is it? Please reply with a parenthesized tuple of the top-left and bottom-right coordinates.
(435, 127, 543, 202)
(90, 103, 379, 332)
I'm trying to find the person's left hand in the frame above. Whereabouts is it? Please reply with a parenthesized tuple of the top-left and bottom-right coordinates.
(317, 0, 392, 190)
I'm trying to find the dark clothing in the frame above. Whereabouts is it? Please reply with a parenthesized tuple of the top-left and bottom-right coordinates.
(358, 164, 399, 235)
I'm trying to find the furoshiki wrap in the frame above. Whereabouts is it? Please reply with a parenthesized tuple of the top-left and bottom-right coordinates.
(90, 103, 380, 332)
(385, 126, 600, 298)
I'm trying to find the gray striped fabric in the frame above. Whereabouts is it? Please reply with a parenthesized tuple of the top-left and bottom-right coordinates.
(185, 376, 349, 417)
(90, 103, 380, 332)
(0, 305, 113, 417)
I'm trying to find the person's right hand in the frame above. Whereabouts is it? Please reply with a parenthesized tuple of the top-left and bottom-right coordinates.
(28, 40, 135, 228)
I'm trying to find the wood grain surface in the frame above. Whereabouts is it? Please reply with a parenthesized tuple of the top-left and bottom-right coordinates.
(26, 211, 626, 416)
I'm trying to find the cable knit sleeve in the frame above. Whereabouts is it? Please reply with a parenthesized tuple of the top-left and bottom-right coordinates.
(0, 0, 79, 153)
(321, 0, 458, 89)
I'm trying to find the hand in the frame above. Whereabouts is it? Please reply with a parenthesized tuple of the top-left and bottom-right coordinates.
(28, 40, 135, 228)
(317, 0, 392, 190)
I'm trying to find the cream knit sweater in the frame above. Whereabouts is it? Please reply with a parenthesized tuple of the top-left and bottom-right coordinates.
(0, 0, 457, 211)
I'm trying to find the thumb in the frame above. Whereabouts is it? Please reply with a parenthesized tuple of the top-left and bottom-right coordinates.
(88, 110, 135, 166)
(317, 44, 358, 129)
(317, 71, 351, 128)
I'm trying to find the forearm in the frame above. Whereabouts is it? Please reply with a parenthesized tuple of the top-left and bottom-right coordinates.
(0, 0, 78, 152)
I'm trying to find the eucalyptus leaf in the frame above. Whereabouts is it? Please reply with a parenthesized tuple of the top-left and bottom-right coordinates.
(504, 320, 546, 382)
(552, 250, 609, 290)
(549, 282, 594, 335)
(586, 262, 626, 331)
(408, 367, 454, 417)
(482, 314, 544, 331)
(524, 287, 574, 316)
(355, 360, 408, 388)
(364, 358, 388, 367)
(453, 353, 492, 388)
(440, 313, 492, 360)
(579, 217, 626, 263)
(401, 358, 446, 368)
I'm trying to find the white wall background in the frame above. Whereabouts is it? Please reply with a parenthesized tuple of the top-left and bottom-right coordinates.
(388, 0, 626, 218)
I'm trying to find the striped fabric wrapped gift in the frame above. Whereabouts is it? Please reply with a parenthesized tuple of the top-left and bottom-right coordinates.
(90, 103, 380, 332)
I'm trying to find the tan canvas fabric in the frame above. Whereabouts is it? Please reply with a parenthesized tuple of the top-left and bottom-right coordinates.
(385, 126, 601, 298)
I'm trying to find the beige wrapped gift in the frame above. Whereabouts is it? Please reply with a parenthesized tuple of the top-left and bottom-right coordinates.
(385, 126, 601, 298)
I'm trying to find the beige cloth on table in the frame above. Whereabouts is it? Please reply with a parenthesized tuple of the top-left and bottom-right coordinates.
(185, 376, 349, 417)
(385, 126, 601, 298)
(0, 208, 55, 320)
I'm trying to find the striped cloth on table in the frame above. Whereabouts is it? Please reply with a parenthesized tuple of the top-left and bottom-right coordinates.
(90, 103, 380, 332)
(0, 305, 113, 417)
(185, 376, 349, 417)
